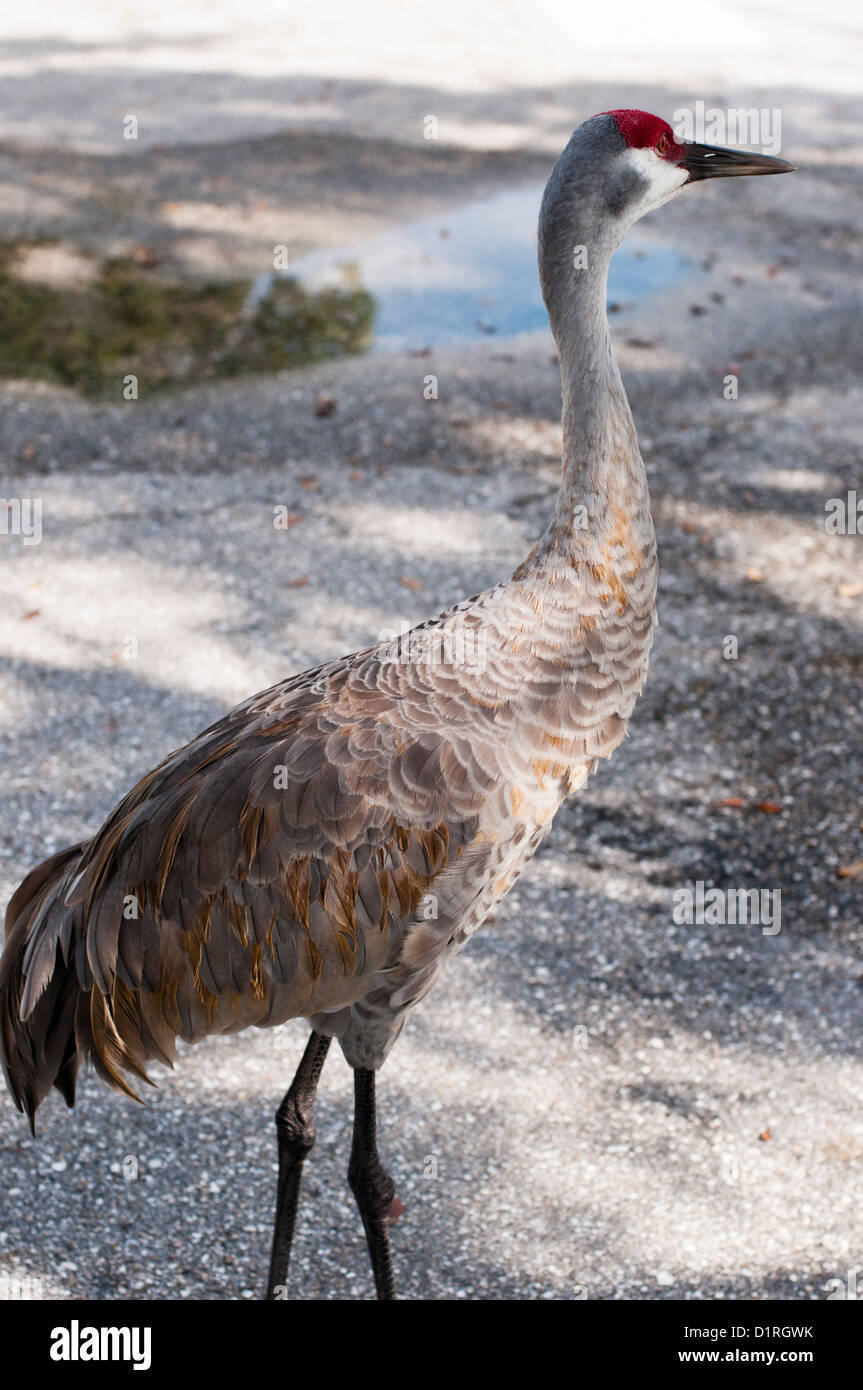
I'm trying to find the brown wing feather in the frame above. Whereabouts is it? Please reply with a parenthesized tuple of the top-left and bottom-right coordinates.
(9, 645, 493, 1097)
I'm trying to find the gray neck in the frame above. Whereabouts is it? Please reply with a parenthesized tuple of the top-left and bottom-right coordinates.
(545, 247, 645, 543)
(535, 120, 652, 553)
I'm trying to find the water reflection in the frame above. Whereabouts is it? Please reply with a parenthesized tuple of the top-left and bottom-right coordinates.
(283, 184, 695, 351)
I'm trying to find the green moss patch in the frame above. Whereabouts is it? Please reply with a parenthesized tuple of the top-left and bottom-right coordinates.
(0, 243, 374, 397)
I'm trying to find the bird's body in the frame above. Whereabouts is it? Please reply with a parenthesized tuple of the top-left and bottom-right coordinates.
(0, 476, 656, 1094)
(0, 109, 793, 1299)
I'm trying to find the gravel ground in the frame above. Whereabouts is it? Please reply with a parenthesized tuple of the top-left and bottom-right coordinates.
(1, 3, 862, 1302)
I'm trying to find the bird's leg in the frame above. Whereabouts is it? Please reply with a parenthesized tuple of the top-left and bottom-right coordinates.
(348, 1067, 399, 1301)
(266, 1029, 331, 1299)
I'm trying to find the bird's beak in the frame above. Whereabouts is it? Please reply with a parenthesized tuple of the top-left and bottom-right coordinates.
(680, 140, 796, 181)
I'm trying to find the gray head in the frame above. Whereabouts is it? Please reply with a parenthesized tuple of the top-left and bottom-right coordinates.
(538, 109, 795, 344)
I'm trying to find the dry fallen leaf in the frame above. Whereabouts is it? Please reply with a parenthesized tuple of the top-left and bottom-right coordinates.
(837, 580, 863, 599)
(754, 801, 783, 814)
(837, 860, 863, 880)
(400, 576, 423, 591)
(21, 609, 40, 621)
(759, 1128, 772, 1142)
(131, 245, 159, 268)
(288, 576, 310, 589)
(717, 796, 746, 809)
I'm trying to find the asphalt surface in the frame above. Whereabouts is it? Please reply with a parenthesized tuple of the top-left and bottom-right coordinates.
(0, 4, 862, 1301)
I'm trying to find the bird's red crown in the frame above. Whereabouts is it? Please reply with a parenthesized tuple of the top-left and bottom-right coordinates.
(600, 109, 685, 163)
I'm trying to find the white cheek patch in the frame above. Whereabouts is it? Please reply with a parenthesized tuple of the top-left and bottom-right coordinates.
(623, 146, 689, 219)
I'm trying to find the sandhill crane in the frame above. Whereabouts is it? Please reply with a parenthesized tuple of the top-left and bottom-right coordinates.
(0, 111, 793, 1300)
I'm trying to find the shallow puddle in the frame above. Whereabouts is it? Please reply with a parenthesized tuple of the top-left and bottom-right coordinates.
(280, 184, 695, 351)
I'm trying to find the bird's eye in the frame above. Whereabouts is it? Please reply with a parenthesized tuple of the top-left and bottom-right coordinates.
(656, 133, 669, 155)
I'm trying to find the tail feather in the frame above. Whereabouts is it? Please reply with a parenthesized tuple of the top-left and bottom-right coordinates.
(0, 845, 86, 1128)
(3, 843, 159, 1124)
(1, 843, 169, 1130)
(83, 983, 154, 1101)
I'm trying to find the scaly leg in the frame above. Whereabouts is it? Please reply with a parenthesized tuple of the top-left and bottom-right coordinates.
(348, 1067, 400, 1300)
(266, 1030, 331, 1299)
